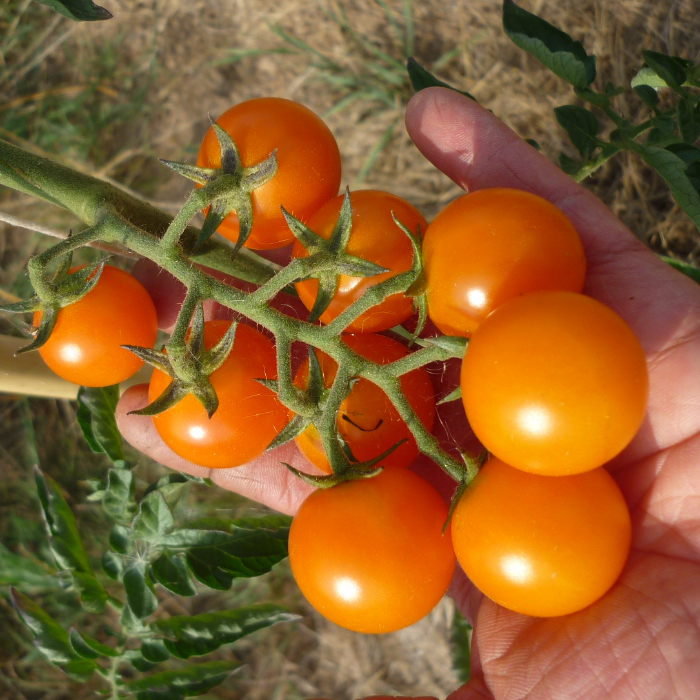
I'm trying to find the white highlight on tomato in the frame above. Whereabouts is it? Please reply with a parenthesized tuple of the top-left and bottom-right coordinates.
(59, 343, 82, 364)
(517, 405, 551, 437)
(335, 577, 361, 602)
(188, 426, 206, 441)
(501, 555, 533, 584)
(467, 288, 488, 309)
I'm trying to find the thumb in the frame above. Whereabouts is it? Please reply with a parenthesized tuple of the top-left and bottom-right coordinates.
(447, 678, 494, 700)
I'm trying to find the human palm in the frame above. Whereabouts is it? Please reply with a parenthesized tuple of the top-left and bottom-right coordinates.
(116, 87, 700, 699)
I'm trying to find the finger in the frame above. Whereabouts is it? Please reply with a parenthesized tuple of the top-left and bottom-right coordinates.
(405, 86, 700, 466)
(115, 384, 316, 514)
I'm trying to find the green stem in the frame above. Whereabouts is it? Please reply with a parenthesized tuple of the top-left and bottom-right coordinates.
(324, 267, 415, 335)
(2, 141, 471, 485)
(0, 139, 275, 286)
(317, 361, 356, 472)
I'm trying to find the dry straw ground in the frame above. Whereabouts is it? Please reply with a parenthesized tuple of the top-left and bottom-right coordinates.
(0, 0, 699, 699)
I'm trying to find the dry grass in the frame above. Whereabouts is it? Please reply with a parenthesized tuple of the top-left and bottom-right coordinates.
(1, 0, 699, 698)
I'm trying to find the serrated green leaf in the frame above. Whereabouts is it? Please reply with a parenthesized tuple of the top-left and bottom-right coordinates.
(124, 660, 239, 697)
(451, 607, 472, 684)
(72, 571, 111, 613)
(406, 57, 476, 101)
(554, 105, 601, 159)
(103, 468, 138, 522)
(677, 98, 700, 143)
(152, 605, 297, 659)
(76, 386, 125, 462)
(109, 524, 131, 554)
(69, 628, 119, 659)
(32, 0, 112, 21)
(143, 472, 212, 501)
(124, 648, 159, 673)
(661, 256, 700, 284)
(502, 0, 595, 88)
(10, 589, 81, 664)
(641, 50, 690, 93)
(34, 469, 109, 611)
(133, 492, 175, 543)
(102, 551, 123, 580)
(559, 151, 582, 175)
(63, 657, 98, 682)
(631, 66, 669, 89)
(633, 84, 659, 110)
(123, 560, 158, 619)
(0, 542, 60, 592)
(141, 638, 171, 663)
(638, 144, 700, 229)
(158, 521, 289, 590)
(151, 552, 197, 597)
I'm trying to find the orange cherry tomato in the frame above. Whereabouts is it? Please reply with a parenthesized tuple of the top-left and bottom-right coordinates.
(149, 321, 288, 469)
(34, 265, 157, 387)
(461, 290, 648, 476)
(422, 188, 586, 336)
(289, 468, 455, 633)
(197, 97, 342, 250)
(293, 333, 436, 473)
(452, 457, 632, 617)
(292, 190, 427, 333)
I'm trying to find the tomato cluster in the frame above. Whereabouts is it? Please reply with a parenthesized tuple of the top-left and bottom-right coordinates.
(26, 98, 648, 633)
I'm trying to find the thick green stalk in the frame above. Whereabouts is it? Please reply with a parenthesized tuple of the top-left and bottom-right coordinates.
(0, 139, 276, 286)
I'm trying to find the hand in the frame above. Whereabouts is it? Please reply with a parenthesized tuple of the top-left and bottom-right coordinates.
(404, 88, 700, 700)
(115, 86, 700, 700)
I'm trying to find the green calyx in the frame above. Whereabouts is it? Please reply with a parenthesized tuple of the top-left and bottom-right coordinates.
(282, 188, 389, 323)
(126, 304, 237, 419)
(160, 119, 277, 252)
(1, 252, 110, 355)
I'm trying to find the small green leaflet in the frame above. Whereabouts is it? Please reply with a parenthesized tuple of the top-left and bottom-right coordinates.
(32, 0, 112, 21)
(502, 0, 596, 89)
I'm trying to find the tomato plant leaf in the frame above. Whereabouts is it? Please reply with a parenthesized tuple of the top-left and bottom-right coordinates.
(0, 542, 60, 593)
(637, 144, 700, 228)
(502, 0, 596, 89)
(156, 520, 288, 589)
(151, 552, 197, 597)
(109, 523, 132, 554)
(133, 492, 175, 543)
(677, 98, 700, 143)
(34, 468, 109, 612)
(641, 50, 691, 93)
(152, 605, 297, 659)
(406, 57, 477, 101)
(103, 468, 138, 522)
(69, 627, 120, 659)
(10, 589, 82, 665)
(123, 648, 159, 674)
(554, 105, 601, 159)
(123, 660, 239, 698)
(633, 84, 660, 110)
(62, 658, 98, 682)
(32, 0, 112, 21)
(76, 385, 125, 462)
(143, 472, 213, 499)
(450, 607, 472, 684)
(123, 560, 159, 619)
(102, 551, 124, 580)
(140, 639, 171, 663)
